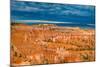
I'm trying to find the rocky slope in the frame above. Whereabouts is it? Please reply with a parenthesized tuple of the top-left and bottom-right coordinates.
(11, 24, 95, 66)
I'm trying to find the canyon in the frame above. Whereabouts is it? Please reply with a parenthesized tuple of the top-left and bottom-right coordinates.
(11, 24, 95, 66)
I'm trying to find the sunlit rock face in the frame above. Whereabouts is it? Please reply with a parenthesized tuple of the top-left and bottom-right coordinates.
(11, 24, 95, 66)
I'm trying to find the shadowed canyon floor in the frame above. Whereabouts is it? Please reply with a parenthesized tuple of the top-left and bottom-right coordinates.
(11, 24, 95, 66)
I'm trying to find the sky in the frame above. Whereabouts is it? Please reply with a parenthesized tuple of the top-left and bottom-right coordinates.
(11, 0, 95, 25)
